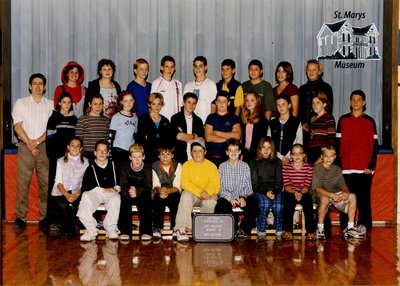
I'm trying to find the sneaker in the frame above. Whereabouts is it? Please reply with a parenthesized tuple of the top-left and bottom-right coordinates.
(343, 225, 367, 239)
(176, 228, 189, 242)
(106, 230, 119, 240)
(152, 228, 162, 239)
(80, 232, 97, 242)
(13, 218, 26, 228)
(235, 228, 248, 239)
(119, 234, 130, 241)
(141, 234, 152, 241)
(317, 228, 326, 240)
(276, 231, 282, 240)
(306, 233, 316, 241)
(257, 231, 266, 237)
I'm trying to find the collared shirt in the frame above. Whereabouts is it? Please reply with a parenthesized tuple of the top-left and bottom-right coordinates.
(52, 154, 89, 196)
(152, 163, 182, 190)
(12, 95, 54, 139)
(219, 160, 253, 201)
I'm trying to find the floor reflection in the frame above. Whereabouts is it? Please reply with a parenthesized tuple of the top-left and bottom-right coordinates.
(2, 224, 399, 285)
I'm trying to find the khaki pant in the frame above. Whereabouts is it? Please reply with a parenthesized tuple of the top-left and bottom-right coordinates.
(174, 190, 217, 231)
(16, 143, 49, 221)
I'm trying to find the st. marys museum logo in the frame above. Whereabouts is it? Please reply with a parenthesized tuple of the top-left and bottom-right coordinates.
(317, 19, 381, 68)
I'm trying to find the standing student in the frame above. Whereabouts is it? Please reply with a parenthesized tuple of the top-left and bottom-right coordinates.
(137, 93, 174, 163)
(269, 94, 303, 164)
(12, 73, 53, 227)
(46, 91, 78, 230)
(174, 141, 220, 242)
(240, 91, 269, 163)
(151, 146, 182, 239)
(108, 90, 138, 167)
(298, 59, 333, 128)
(126, 58, 151, 118)
(282, 144, 315, 240)
(151, 55, 183, 120)
(77, 140, 121, 241)
(184, 56, 218, 123)
(51, 137, 89, 235)
(205, 91, 241, 167)
(170, 92, 205, 163)
(241, 59, 275, 120)
(53, 61, 86, 117)
(249, 137, 283, 238)
(118, 143, 153, 241)
(86, 59, 122, 118)
(215, 139, 257, 238)
(306, 92, 336, 164)
(76, 93, 110, 163)
(273, 61, 299, 117)
(216, 59, 244, 116)
(336, 90, 378, 230)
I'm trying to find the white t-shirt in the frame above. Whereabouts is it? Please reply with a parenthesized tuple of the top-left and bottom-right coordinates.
(183, 78, 217, 123)
(151, 76, 183, 121)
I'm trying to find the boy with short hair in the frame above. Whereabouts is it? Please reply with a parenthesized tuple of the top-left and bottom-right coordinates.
(126, 58, 152, 118)
(174, 141, 220, 241)
(77, 140, 121, 241)
(312, 145, 359, 240)
(151, 55, 183, 120)
(215, 139, 257, 238)
(151, 146, 182, 239)
(242, 59, 276, 120)
(216, 59, 244, 116)
(336, 90, 378, 230)
(205, 90, 242, 167)
(118, 143, 153, 241)
(183, 56, 218, 123)
(170, 92, 205, 163)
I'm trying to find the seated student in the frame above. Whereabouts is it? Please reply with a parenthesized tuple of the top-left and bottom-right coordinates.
(170, 92, 205, 164)
(249, 136, 283, 238)
(282, 144, 315, 240)
(215, 139, 258, 238)
(205, 90, 242, 167)
(312, 145, 359, 240)
(51, 136, 89, 235)
(152, 145, 182, 239)
(77, 140, 121, 241)
(118, 143, 153, 241)
(174, 141, 220, 242)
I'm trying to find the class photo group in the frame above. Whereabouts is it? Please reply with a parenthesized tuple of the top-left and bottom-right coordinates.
(11, 55, 378, 244)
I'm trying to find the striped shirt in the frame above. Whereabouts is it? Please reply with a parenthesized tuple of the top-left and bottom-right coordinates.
(219, 160, 253, 201)
(308, 112, 336, 148)
(76, 114, 110, 152)
(282, 162, 313, 191)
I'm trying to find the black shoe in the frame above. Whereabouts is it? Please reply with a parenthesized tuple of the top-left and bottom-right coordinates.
(13, 218, 26, 228)
(236, 228, 248, 239)
(39, 218, 48, 227)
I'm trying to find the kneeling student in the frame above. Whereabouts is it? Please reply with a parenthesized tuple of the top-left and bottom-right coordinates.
(77, 140, 121, 241)
(174, 141, 220, 242)
(312, 145, 361, 240)
(152, 146, 182, 239)
(118, 143, 153, 241)
(215, 139, 257, 238)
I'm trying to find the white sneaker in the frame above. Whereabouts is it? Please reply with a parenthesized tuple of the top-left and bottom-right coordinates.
(152, 229, 162, 239)
(119, 234, 130, 241)
(106, 230, 119, 240)
(257, 231, 266, 237)
(317, 228, 326, 240)
(141, 234, 152, 241)
(176, 228, 189, 242)
(80, 232, 97, 242)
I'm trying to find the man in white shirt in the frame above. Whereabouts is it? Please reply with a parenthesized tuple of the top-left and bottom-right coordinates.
(151, 55, 183, 121)
(12, 73, 54, 227)
(183, 56, 217, 123)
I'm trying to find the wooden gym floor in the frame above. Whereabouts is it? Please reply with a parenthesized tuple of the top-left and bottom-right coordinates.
(1, 223, 399, 285)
